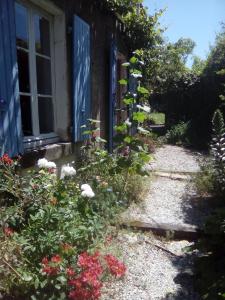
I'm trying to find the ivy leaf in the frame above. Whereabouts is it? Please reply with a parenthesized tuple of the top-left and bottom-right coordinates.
(137, 86, 149, 95)
(124, 136, 133, 143)
(114, 124, 127, 132)
(82, 130, 92, 135)
(132, 112, 148, 123)
(130, 56, 138, 64)
(123, 97, 136, 105)
(119, 79, 128, 85)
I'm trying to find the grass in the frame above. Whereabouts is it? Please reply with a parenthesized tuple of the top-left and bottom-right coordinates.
(149, 112, 165, 125)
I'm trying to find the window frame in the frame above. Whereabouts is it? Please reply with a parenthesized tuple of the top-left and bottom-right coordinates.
(16, 0, 58, 147)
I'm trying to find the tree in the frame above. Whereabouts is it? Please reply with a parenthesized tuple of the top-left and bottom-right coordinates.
(192, 56, 206, 75)
(142, 37, 196, 94)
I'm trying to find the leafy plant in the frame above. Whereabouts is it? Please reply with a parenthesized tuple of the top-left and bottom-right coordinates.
(165, 121, 190, 145)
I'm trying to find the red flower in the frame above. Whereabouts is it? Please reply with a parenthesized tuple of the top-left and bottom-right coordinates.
(0, 154, 13, 165)
(104, 254, 126, 278)
(41, 257, 48, 265)
(69, 252, 103, 300)
(42, 265, 59, 276)
(41, 255, 61, 276)
(51, 254, 62, 263)
(3, 227, 14, 237)
(66, 267, 76, 277)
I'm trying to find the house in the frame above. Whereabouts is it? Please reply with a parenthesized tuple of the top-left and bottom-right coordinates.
(0, 0, 130, 165)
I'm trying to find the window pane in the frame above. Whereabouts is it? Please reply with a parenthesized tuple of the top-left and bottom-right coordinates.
(34, 14, 50, 56)
(36, 56, 52, 95)
(38, 97, 54, 133)
(15, 3, 28, 49)
(20, 95, 32, 136)
(17, 49, 30, 93)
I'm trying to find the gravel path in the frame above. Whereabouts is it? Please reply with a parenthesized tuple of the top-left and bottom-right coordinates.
(102, 145, 205, 299)
(101, 232, 199, 300)
(121, 176, 209, 228)
(148, 145, 201, 173)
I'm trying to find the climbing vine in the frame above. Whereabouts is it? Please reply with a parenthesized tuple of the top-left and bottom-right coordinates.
(101, 0, 164, 50)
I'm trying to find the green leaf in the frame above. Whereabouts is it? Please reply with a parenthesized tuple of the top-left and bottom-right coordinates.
(132, 112, 148, 123)
(124, 136, 133, 143)
(123, 97, 136, 105)
(114, 124, 127, 132)
(82, 130, 92, 135)
(119, 79, 128, 85)
(130, 56, 138, 64)
(137, 86, 149, 95)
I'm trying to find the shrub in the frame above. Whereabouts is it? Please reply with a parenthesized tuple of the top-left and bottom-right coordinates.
(0, 156, 128, 299)
(165, 121, 190, 145)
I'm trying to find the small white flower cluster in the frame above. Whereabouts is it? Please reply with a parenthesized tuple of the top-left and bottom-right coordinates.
(137, 126, 150, 135)
(37, 158, 56, 169)
(60, 165, 76, 179)
(211, 135, 225, 162)
(136, 104, 151, 113)
(81, 184, 95, 198)
(131, 73, 142, 78)
(125, 118, 132, 127)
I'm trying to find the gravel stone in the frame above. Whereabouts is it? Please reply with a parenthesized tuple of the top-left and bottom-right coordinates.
(102, 146, 204, 299)
(148, 145, 201, 173)
(101, 232, 199, 300)
(122, 176, 209, 228)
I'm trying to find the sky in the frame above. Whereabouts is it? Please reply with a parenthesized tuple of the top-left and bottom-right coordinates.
(143, 0, 225, 66)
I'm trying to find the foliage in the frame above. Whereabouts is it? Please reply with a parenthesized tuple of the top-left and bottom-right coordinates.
(142, 38, 196, 94)
(210, 109, 225, 195)
(194, 109, 225, 300)
(149, 112, 165, 125)
(165, 121, 190, 146)
(102, 0, 164, 51)
(112, 52, 152, 176)
(194, 159, 216, 196)
(192, 55, 206, 75)
(0, 155, 128, 299)
(0, 52, 154, 298)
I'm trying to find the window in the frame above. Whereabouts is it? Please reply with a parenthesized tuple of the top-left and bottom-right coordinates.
(15, 1, 55, 141)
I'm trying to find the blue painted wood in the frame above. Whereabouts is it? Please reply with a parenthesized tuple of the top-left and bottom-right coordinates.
(72, 15, 91, 142)
(109, 41, 117, 152)
(0, 0, 23, 157)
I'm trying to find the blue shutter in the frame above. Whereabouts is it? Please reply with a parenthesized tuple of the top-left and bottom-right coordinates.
(72, 15, 91, 142)
(109, 41, 117, 152)
(0, 0, 23, 157)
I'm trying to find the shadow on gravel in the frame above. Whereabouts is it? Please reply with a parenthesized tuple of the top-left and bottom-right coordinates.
(162, 251, 200, 300)
(180, 183, 214, 228)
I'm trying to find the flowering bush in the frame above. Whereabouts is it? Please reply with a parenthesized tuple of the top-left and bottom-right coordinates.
(0, 154, 127, 299)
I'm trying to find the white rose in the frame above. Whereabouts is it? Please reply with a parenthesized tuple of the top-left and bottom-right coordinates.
(81, 189, 95, 198)
(37, 158, 56, 169)
(81, 183, 95, 198)
(60, 165, 76, 179)
(81, 184, 92, 191)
